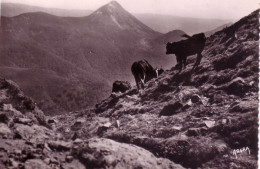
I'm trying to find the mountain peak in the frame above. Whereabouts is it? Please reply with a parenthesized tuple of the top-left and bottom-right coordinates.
(107, 1, 121, 7)
(88, 1, 155, 33)
(93, 1, 124, 16)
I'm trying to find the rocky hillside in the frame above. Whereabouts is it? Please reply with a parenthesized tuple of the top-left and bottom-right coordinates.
(59, 9, 259, 168)
(0, 78, 183, 169)
(0, 8, 258, 169)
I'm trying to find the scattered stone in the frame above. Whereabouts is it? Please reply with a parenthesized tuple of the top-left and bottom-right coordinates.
(0, 123, 12, 138)
(222, 119, 227, 124)
(71, 120, 84, 131)
(43, 158, 50, 164)
(222, 77, 250, 96)
(221, 118, 232, 124)
(2, 104, 21, 115)
(204, 120, 216, 128)
(65, 155, 73, 163)
(229, 101, 258, 113)
(159, 102, 183, 116)
(186, 128, 201, 136)
(50, 158, 59, 165)
(97, 122, 112, 136)
(48, 140, 72, 151)
(103, 122, 112, 128)
(191, 94, 201, 103)
(14, 117, 33, 126)
(116, 120, 120, 128)
(44, 143, 52, 152)
(172, 126, 182, 131)
(0, 112, 8, 123)
(47, 119, 56, 124)
(24, 159, 51, 169)
(74, 138, 83, 144)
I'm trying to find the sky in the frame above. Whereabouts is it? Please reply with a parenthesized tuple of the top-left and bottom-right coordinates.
(1, 0, 259, 19)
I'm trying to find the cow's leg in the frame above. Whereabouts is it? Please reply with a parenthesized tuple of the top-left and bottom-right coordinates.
(140, 74, 145, 89)
(175, 55, 181, 71)
(183, 57, 187, 69)
(192, 53, 202, 70)
(134, 76, 140, 91)
(178, 59, 183, 72)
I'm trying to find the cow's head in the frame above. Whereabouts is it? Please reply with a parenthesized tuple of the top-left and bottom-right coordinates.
(154, 68, 164, 78)
(166, 42, 176, 55)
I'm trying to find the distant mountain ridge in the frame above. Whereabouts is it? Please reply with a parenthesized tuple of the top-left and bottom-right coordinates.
(1, 2, 93, 17)
(132, 13, 233, 34)
(205, 22, 233, 37)
(2, 2, 233, 34)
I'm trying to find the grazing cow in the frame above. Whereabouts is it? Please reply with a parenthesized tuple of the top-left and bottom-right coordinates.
(166, 33, 206, 72)
(112, 81, 131, 93)
(131, 60, 164, 91)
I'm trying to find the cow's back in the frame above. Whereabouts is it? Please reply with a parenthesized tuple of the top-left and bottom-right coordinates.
(174, 34, 206, 56)
(131, 60, 156, 81)
(192, 33, 206, 41)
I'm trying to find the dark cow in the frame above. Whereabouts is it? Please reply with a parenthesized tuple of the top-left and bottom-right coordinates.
(166, 33, 206, 72)
(131, 60, 164, 91)
(112, 81, 131, 93)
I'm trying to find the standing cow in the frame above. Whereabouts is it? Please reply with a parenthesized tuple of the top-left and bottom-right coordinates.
(131, 60, 163, 91)
(166, 33, 206, 72)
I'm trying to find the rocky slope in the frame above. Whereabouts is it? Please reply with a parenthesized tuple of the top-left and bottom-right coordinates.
(205, 22, 233, 37)
(0, 78, 183, 169)
(57, 9, 259, 168)
(0, 7, 258, 169)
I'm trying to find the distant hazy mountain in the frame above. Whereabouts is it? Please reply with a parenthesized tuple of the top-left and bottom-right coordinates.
(205, 22, 233, 37)
(135, 13, 234, 34)
(2, 2, 233, 34)
(1, 3, 93, 17)
(0, 1, 182, 114)
(155, 29, 186, 43)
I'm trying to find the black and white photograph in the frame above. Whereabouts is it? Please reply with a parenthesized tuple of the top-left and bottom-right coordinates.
(0, 0, 259, 168)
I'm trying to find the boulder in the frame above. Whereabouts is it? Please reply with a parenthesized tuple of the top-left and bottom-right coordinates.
(73, 138, 184, 169)
(0, 123, 12, 138)
(159, 102, 183, 116)
(24, 159, 51, 169)
(112, 81, 131, 93)
(48, 140, 72, 151)
(221, 77, 250, 97)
